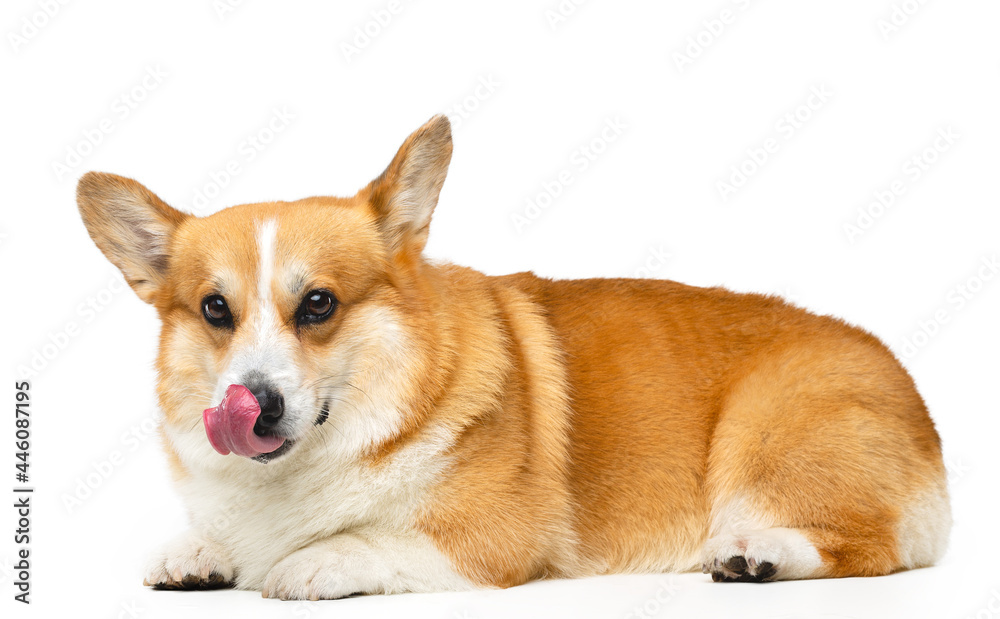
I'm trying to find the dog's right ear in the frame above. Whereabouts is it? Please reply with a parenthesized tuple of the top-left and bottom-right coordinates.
(76, 172, 188, 304)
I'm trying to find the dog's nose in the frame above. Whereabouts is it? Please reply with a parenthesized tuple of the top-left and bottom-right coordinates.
(251, 386, 284, 432)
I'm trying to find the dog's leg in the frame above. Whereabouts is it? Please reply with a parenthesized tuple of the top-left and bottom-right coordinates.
(260, 530, 474, 600)
(144, 530, 234, 589)
(702, 341, 950, 582)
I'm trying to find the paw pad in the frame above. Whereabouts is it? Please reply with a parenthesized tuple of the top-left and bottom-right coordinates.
(703, 554, 778, 583)
(146, 571, 231, 590)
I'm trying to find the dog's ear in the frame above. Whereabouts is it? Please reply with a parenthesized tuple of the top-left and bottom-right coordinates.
(76, 172, 188, 304)
(363, 114, 452, 259)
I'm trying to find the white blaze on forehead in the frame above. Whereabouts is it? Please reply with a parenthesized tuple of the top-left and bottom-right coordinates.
(257, 219, 278, 306)
(217, 218, 286, 395)
(251, 218, 283, 356)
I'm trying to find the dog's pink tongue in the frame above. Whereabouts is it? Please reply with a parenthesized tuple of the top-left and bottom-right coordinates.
(203, 384, 285, 458)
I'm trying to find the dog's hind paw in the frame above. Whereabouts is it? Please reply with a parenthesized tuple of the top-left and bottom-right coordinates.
(703, 552, 778, 583)
(701, 527, 825, 583)
(144, 531, 234, 590)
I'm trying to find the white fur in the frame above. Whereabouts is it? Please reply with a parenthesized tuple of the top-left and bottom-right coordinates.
(164, 418, 466, 595)
(708, 494, 774, 536)
(257, 219, 277, 303)
(314, 305, 417, 456)
(262, 529, 474, 600)
(702, 528, 825, 581)
(895, 479, 952, 568)
(144, 530, 234, 585)
(704, 497, 823, 581)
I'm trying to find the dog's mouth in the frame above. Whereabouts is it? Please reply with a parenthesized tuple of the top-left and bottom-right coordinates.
(203, 389, 331, 464)
(251, 438, 294, 463)
(249, 401, 329, 465)
(203, 385, 285, 458)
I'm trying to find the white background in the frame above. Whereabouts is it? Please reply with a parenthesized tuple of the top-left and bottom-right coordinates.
(2, 1, 999, 618)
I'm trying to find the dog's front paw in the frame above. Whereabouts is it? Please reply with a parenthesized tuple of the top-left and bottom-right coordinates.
(262, 545, 365, 601)
(144, 531, 234, 590)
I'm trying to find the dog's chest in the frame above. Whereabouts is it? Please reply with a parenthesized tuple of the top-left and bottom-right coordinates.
(175, 453, 440, 586)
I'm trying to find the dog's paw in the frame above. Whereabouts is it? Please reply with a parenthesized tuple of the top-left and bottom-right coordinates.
(262, 545, 366, 601)
(701, 527, 824, 583)
(701, 531, 782, 582)
(144, 532, 234, 590)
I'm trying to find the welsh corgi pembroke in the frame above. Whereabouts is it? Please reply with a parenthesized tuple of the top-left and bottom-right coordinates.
(77, 115, 950, 600)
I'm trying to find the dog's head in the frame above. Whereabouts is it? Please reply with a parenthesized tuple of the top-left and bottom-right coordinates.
(77, 115, 453, 467)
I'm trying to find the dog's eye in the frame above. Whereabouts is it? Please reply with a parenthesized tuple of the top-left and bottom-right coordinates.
(298, 290, 336, 325)
(202, 295, 233, 328)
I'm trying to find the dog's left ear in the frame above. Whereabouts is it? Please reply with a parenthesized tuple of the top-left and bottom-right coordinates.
(363, 114, 452, 259)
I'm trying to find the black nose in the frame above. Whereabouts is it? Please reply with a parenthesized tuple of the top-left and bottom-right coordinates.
(251, 386, 284, 432)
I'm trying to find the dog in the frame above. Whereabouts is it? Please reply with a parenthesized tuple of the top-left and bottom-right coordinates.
(76, 115, 951, 600)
